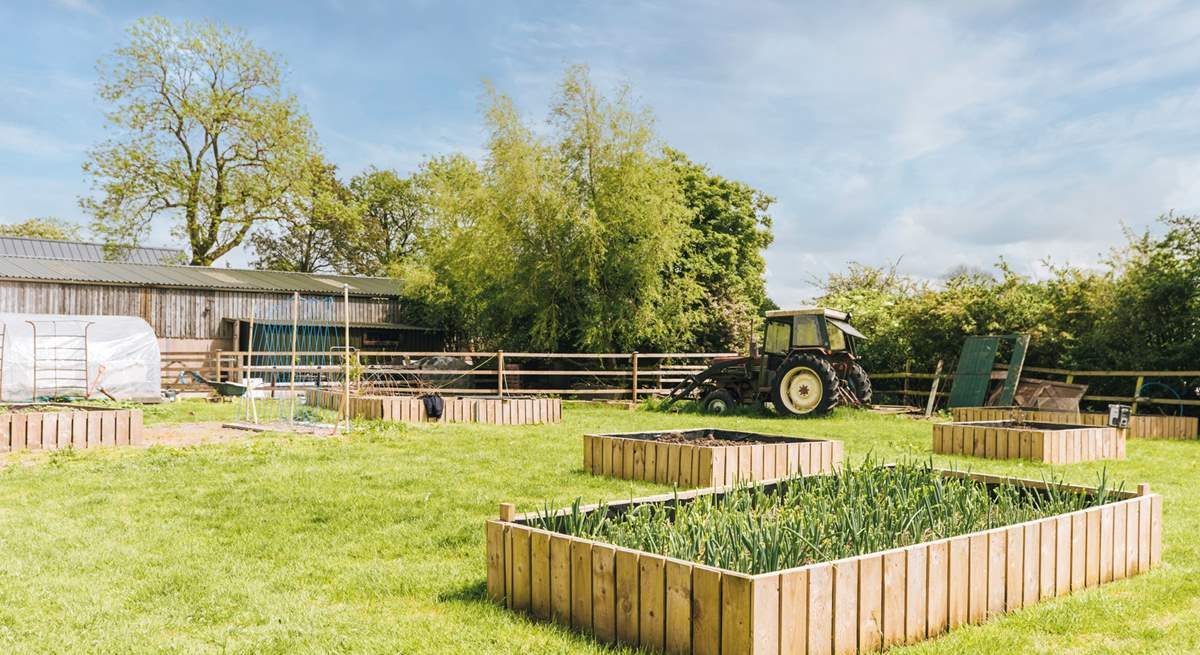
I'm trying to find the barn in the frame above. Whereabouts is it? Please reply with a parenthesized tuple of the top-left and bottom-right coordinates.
(0, 236, 443, 363)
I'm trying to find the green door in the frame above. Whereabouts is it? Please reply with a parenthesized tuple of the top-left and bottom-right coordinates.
(948, 336, 999, 408)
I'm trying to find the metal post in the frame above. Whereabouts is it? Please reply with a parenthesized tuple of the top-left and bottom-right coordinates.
(288, 292, 299, 425)
(247, 300, 258, 424)
(1131, 375, 1144, 415)
(342, 284, 351, 433)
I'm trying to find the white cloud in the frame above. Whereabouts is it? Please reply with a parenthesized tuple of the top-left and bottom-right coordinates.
(0, 122, 82, 158)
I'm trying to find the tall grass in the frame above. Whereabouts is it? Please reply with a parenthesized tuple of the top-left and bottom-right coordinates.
(531, 459, 1121, 574)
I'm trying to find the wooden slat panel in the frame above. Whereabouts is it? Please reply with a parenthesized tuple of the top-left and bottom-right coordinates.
(751, 573, 781, 655)
(948, 536, 969, 629)
(721, 572, 753, 655)
(1039, 520, 1056, 600)
(550, 535, 572, 626)
(709, 448, 724, 488)
(0, 414, 9, 452)
(698, 447, 714, 487)
(1086, 509, 1100, 587)
(780, 568, 808, 655)
(10, 414, 26, 450)
(86, 412, 99, 448)
(592, 544, 617, 643)
(808, 563, 834, 655)
(1071, 513, 1086, 591)
(832, 559, 858, 655)
(639, 555, 666, 651)
(530, 531, 551, 619)
(987, 529, 1006, 618)
(632, 441, 646, 482)
(857, 554, 883, 653)
(1022, 522, 1039, 606)
(583, 435, 593, 473)
(645, 441, 659, 484)
(927, 541, 949, 636)
(1005, 526, 1023, 612)
(679, 445, 695, 488)
(666, 560, 693, 654)
(1100, 505, 1114, 583)
(657, 442, 670, 484)
(615, 549, 640, 645)
(1138, 497, 1151, 574)
(571, 540, 593, 631)
(905, 545, 928, 644)
(485, 521, 506, 602)
(26, 413, 42, 450)
(1113, 502, 1127, 581)
(968, 534, 987, 624)
(72, 413, 87, 448)
(883, 549, 906, 648)
(738, 445, 752, 482)
(1055, 516, 1071, 596)
(510, 527, 532, 612)
(693, 565, 723, 655)
(1125, 501, 1139, 577)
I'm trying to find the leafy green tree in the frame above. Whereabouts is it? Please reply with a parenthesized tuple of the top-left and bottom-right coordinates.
(343, 168, 428, 276)
(0, 217, 82, 240)
(81, 16, 314, 265)
(249, 155, 356, 273)
(666, 150, 774, 351)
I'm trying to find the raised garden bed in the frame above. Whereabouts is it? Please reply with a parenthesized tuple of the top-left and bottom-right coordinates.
(486, 463, 1162, 655)
(934, 420, 1124, 464)
(952, 406, 1197, 440)
(0, 404, 143, 452)
(584, 429, 842, 487)
(304, 389, 560, 425)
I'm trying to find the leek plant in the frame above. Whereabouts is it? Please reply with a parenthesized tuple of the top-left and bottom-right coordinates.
(529, 459, 1120, 575)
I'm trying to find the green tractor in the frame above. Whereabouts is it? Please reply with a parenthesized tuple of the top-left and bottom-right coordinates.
(665, 308, 872, 417)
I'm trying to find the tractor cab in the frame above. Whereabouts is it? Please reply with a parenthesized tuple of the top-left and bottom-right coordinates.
(761, 308, 864, 359)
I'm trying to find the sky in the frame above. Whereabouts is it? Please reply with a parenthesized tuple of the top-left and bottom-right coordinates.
(2, 0, 1199, 305)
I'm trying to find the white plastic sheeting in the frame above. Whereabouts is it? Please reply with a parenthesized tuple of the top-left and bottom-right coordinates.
(0, 313, 161, 402)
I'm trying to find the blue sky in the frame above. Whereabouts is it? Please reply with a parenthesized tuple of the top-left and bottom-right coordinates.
(2, 1, 1199, 304)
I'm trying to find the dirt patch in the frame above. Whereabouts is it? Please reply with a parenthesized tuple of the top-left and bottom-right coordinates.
(652, 431, 763, 447)
(141, 422, 283, 447)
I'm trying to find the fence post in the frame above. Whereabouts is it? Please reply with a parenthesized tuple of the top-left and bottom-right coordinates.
(924, 359, 944, 417)
(903, 360, 910, 401)
(497, 350, 506, 397)
(215, 350, 223, 383)
(631, 351, 639, 402)
(1131, 375, 1144, 414)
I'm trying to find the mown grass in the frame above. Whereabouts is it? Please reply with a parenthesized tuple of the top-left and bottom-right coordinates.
(0, 400, 1195, 653)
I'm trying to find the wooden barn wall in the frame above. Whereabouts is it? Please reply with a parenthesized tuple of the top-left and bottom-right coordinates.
(0, 280, 406, 340)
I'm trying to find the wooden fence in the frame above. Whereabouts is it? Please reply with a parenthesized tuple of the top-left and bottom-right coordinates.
(874, 366, 1200, 413)
(487, 470, 1161, 655)
(1, 406, 143, 451)
(162, 350, 733, 399)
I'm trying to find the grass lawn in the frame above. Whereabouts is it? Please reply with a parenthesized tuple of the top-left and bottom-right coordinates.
(0, 401, 1197, 653)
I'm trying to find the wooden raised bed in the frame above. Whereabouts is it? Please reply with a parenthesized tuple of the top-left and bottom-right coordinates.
(584, 429, 842, 487)
(0, 405, 143, 452)
(952, 406, 1197, 440)
(933, 420, 1124, 464)
(486, 471, 1162, 655)
(304, 388, 560, 425)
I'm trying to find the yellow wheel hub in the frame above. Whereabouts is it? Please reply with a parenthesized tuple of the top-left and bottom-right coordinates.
(780, 366, 822, 414)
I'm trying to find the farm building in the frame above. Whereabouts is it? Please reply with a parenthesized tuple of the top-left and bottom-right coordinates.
(0, 236, 443, 359)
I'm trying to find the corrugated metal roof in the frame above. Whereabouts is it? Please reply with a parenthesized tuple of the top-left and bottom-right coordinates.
(0, 255, 403, 297)
(0, 236, 186, 265)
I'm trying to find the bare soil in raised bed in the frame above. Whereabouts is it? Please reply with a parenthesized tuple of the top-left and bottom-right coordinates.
(651, 431, 764, 447)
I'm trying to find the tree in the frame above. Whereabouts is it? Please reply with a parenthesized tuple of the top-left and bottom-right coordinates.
(249, 155, 356, 273)
(81, 16, 314, 265)
(343, 168, 428, 276)
(666, 150, 774, 351)
(0, 217, 82, 240)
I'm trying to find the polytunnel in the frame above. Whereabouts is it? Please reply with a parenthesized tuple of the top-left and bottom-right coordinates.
(0, 314, 161, 402)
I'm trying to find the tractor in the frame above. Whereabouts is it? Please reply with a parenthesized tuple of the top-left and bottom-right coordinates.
(664, 308, 872, 417)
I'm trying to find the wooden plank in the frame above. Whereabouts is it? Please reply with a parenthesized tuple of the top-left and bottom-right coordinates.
(1113, 502, 1127, 580)
(1138, 497, 1151, 574)
(708, 448, 724, 488)
(1151, 495, 1163, 568)
(657, 442, 670, 484)
(613, 439, 626, 479)
(883, 550, 906, 648)
(1005, 526, 1023, 612)
(530, 531, 551, 619)
(0, 414, 9, 452)
(948, 536, 969, 629)
(40, 413, 56, 451)
(1040, 519, 1056, 600)
(751, 573, 781, 655)
(692, 565, 722, 655)
(665, 560, 692, 654)
(780, 568, 808, 655)
(1086, 509, 1100, 587)
(808, 563, 834, 655)
(511, 527, 532, 612)
(738, 445, 752, 482)
(1071, 512, 1086, 591)
(101, 410, 117, 445)
(749, 444, 764, 481)
(485, 521, 506, 602)
(987, 529, 1005, 618)
(571, 540, 593, 631)
(645, 440, 659, 483)
(1055, 516, 1071, 597)
(9, 414, 25, 450)
(821, 441, 834, 473)
(927, 540, 949, 637)
(72, 413, 86, 449)
(679, 445, 695, 488)
(724, 445, 738, 484)
(968, 534, 987, 624)
(592, 544, 617, 642)
(1022, 521, 1039, 606)
(904, 545, 928, 645)
(639, 555, 666, 651)
(667, 442, 681, 484)
(26, 413, 42, 450)
(698, 447, 714, 487)
(1100, 505, 1114, 583)
(1126, 501, 1139, 577)
(857, 554, 883, 653)
(550, 535, 572, 626)
(832, 559, 858, 655)
(623, 439, 636, 480)
(632, 440, 646, 481)
(721, 572, 753, 655)
(86, 412, 99, 448)
(786, 443, 801, 476)
(615, 549, 639, 645)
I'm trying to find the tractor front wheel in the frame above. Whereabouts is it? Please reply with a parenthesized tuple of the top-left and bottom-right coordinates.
(700, 389, 737, 415)
(771, 354, 839, 417)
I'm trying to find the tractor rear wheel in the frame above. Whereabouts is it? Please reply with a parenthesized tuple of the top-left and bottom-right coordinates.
(771, 353, 839, 417)
(700, 389, 737, 415)
(847, 363, 873, 404)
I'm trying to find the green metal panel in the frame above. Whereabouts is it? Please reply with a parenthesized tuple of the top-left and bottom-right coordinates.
(948, 336, 1000, 408)
(995, 335, 1030, 406)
